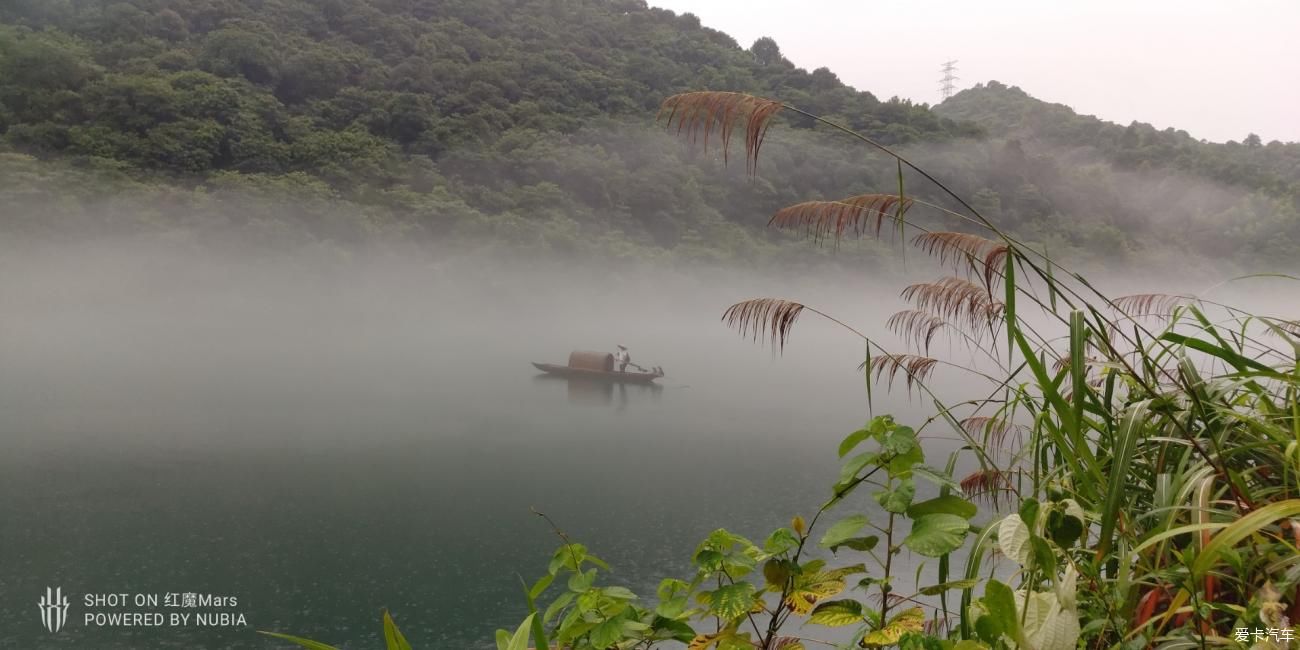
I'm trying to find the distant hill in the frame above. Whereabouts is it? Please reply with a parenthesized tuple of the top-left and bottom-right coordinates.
(0, 2, 1295, 270)
(936, 81, 1300, 195)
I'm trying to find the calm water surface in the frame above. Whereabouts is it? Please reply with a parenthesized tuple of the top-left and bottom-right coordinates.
(0, 254, 961, 649)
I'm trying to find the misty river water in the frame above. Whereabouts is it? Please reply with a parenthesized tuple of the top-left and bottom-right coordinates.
(3, 242, 1258, 649)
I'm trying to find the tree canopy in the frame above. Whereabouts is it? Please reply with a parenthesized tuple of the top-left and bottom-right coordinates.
(0, 2, 1295, 270)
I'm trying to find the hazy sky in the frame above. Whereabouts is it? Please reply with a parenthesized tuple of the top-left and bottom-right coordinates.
(649, 0, 1300, 144)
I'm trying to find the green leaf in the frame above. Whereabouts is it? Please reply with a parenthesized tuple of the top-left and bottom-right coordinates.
(257, 632, 342, 650)
(875, 477, 916, 513)
(907, 495, 977, 520)
(882, 425, 919, 460)
(918, 578, 978, 596)
(383, 610, 413, 650)
(835, 536, 879, 552)
(543, 592, 574, 624)
(839, 427, 872, 458)
(838, 451, 880, 487)
(568, 568, 595, 593)
(860, 607, 924, 647)
(903, 513, 970, 557)
(1095, 400, 1148, 559)
(528, 574, 554, 600)
(603, 586, 637, 600)
(819, 514, 869, 551)
(503, 613, 534, 650)
(763, 558, 792, 588)
(808, 599, 864, 627)
(982, 581, 1026, 647)
(1046, 510, 1083, 548)
(1018, 499, 1040, 529)
(764, 527, 799, 555)
(710, 583, 757, 621)
(1192, 498, 1300, 578)
(911, 465, 960, 490)
(588, 616, 624, 648)
(1030, 536, 1057, 577)
(996, 514, 1032, 567)
(973, 615, 1003, 646)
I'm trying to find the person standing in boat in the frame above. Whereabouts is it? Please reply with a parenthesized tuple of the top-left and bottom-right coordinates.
(614, 344, 631, 372)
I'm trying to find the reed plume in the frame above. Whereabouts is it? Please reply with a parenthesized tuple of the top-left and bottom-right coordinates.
(721, 298, 806, 351)
(1111, 293, 1195, 317)
(900, 277, 1004, 331)
(910, 232, 1009, 289)
(768, 194, 912, 243)
(658, 91, 783, 175)
(886, 309, 946, 354)
(858, 354, 939, 393)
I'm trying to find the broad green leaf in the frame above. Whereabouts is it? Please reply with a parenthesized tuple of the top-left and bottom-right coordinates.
(907, 495, 977, 520)
(875, 477, 915, 513)
(763, 558, 792, 588)
(710, 583, 757, 621)
(382, 610, 412, 650)
(784, 571, 848, 615)
(973, 615, 1002, 645)
(603, 586, 637, 601)
(903, 513, 970, 557)
(588, 616, 624, 648)
(882, 425, 919, 456)
(656, 596, 688, 619)
(997, 514, 1031, 567)
(982, 581, 1026, 647)
(567, 569, 595, 593)
(808, 599, 864, 627)
(503, 614, 534, 650)
(1030, 536, 1057, 576)
(835, 536, 879, 552)
(1018, 499, 1040, 529)
(840, 427, 872, 458)
(819, 514, 869, 550)
(860, 607, 924, 647)
(542, 591, 574, 623)
(1046, 510, 1083, 548)
(764, 527, 799, 555)
(257, 632, 342, 650)
(839, 451, 880, 486)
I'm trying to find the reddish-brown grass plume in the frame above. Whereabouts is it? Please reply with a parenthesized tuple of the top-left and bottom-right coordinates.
(886, 309, 946, 354)
(911, 232, 1009, 289)
(1111, 293, 1194, 317)
(768, 194, 912, 244)
(901, 276, 1004, 331)
(722, 298, 806, 352)
(858, 354, 939, 393)
(658, 92, 784, 175)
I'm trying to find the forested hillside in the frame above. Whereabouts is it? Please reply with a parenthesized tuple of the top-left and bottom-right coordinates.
(0, 1, 1296, 269)
(933, 82, 1300, 264)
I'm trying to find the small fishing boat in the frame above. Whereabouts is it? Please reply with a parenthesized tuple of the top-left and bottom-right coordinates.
(532, 350, 664, 384)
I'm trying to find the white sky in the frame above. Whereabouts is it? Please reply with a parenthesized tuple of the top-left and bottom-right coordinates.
(648, 0, 1300, 144)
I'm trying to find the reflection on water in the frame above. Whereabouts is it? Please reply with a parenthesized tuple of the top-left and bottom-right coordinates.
(532, 374, 664, 407)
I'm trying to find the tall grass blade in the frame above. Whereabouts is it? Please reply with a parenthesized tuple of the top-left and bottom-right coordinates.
(1095, 400, 1150, 561)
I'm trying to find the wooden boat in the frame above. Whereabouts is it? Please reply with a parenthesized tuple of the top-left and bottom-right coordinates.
(531, 362, 663, 384)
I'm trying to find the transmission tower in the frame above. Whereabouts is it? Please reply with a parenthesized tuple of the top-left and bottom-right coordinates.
(939, 60, 959, 100)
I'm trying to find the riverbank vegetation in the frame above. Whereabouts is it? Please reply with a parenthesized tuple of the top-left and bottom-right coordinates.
(262, 89, 1300, 649)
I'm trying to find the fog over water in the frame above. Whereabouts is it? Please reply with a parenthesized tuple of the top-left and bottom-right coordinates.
(1, 240, 1295, 648)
